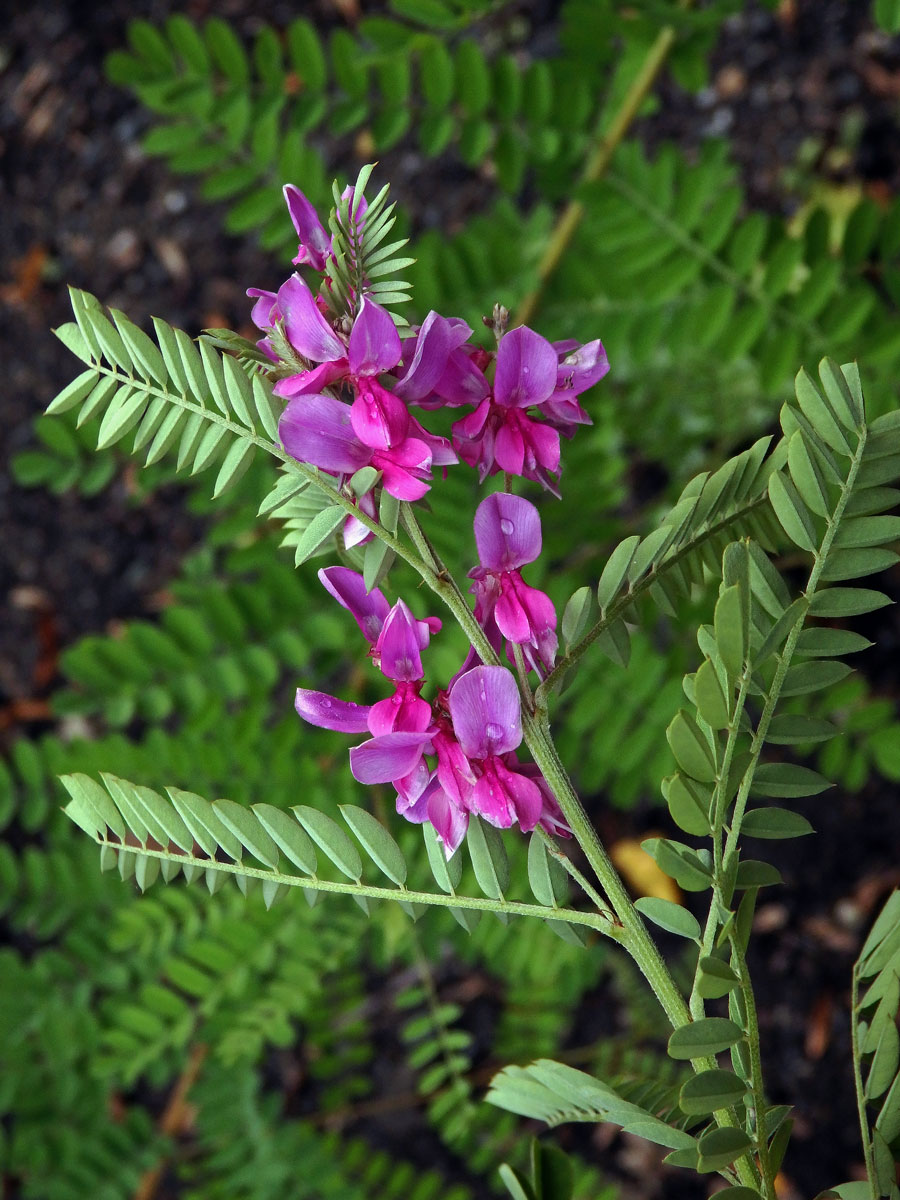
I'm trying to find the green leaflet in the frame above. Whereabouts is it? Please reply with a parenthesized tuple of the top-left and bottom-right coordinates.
(467, 817, 509, 901)
(487, 1059, 695, 1150)
(251, 803, 317, 875)
(294, 805, 363, 881)
(679, 1068, 747, 1116)
(526, 835, 568, 908)
(634, 896, 701, 941)
(667, 1017, 744, 1060)
(667, 709, 717, 784)
(740, 808, 814, 840)
(340, 804, 407, 886)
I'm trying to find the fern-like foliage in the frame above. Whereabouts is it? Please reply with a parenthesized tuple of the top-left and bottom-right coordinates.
(488, 1058, 695, 1148)
(61, 771, 607, 936)
(104, 10, 600, 242)
(850, 890, 900, 1200)
(180, 1059, 475, 1200)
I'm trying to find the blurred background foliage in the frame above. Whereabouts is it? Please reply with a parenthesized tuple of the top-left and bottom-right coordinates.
(4, 1, 900, 1197)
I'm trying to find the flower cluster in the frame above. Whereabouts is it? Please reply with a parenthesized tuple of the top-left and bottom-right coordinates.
(248, 185, 608, 515)
(258, 179, 607, 854)
(295, 564, 567, 856)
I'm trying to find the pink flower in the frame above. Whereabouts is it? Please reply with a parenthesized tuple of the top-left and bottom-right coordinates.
(451, 326, 562, 493)
(468, 493, 557, 675)
(448, 666, 544, 831)
(279, 392, 434, 501)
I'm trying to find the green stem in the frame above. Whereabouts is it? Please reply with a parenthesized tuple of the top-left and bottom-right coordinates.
(514, 8, 689, 327)
(535, 826, 617, 922)
(521, 715, 759, 1188)
(689, 669, 752, 1019)
(722, 423, 867, 876)
(522, 717, 693, 1024)
(102, 839, 617, 932)
(851, 964, 879, 1200)
(731, 938, 775, 1200)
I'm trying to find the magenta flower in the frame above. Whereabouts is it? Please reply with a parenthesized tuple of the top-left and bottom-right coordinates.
(318, 566, 389, 643)
(294, 573, 442, 814)
(284, 184, 332, 272)
(279, 392, 434, 501)
(468, 492, 557, 675)
(274, 294, 456, 493)
(542, 339, 609, 436)
(451, 326, 562, 493)
(283, 182, 367, 277)
(394, 312, 480, 407)
(448, 666, 544, 832)
(416, 708, 477, 855)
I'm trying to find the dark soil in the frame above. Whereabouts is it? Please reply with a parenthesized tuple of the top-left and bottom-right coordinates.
(2, 1, 900, 1198)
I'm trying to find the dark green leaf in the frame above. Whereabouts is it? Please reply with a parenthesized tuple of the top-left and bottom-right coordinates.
(741, 807, 814, 839)
(668, 1017, 744, 1060)
(781, 659, 853, 696)
(643, 838, 713, 892)
(697, 1126, 753, 1172)
(635, 896, 701, 940)
(667, 709, 717, 783)
(810, 588, 892, 617)
(679, 1069, 747, 1115)
(661, 773, 711, 836)
(735, 860, 783, 888)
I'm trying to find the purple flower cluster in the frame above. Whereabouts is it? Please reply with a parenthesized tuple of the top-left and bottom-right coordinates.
(294, 491, 569, 856)
(248, 185, 608, 512)
(254, 181, 608, 854)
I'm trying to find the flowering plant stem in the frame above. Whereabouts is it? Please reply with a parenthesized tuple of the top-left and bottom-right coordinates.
(379, 485, 761, 1186)
(851, 964, 879, 1200)
(514, 0, 693, 327)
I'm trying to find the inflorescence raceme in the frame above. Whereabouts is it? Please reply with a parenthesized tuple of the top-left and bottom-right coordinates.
(249, 180, 609, 855)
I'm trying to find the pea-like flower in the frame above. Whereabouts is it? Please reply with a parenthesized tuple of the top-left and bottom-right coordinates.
(447, 666, 544, 832)
(468, 492, 558, 675)
(451, 326, 562, 494)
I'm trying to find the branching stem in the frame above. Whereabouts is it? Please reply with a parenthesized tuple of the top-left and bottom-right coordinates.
(514, 4, 692, 327)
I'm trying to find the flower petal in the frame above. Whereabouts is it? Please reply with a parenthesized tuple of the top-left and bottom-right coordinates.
(435, 347, 490, 407)
(448, 665, 522, 760)
(494, 326, 558, 409)
(279, 393, 371, 475)
(277, 274, 346, 364)
(494, 420, 525, 475)
(474, 492, 542, 571)
(284, 184, 332, 271)
(373, 439, 433, 501)
(492, 758, 544, 831)
(375, 599, 428, 682)
(274, 360, 348, 398)
(369, 687, 432, 736)
(247, 288, 278, 331)
(471, 768, 515, 827)
(295, 688, 372, 733)
(318, 566, 390, 643)
(426, 782, 469, 857)
(349, 378, 410, 450)
(348, 296, 402, 376)
(495, 576, 556, 655)
(555, 338, 609, 395)
(395, 311, 471, 403)
(349, 731, 432, 785)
